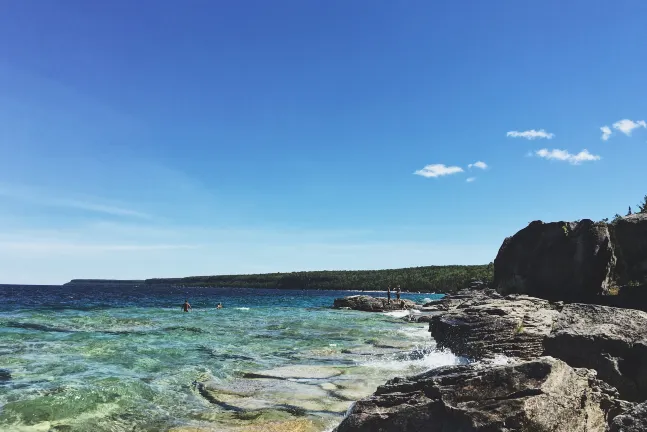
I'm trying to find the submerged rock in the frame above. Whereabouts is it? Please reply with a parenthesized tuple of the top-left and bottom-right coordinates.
(244, 365, 344, 380)
(0, 369, 10, 382)
(333, 296, 416, 312)
(544, 303, 647, 402)
(429, 294, 558, 359)
(334, 357, 613, 432)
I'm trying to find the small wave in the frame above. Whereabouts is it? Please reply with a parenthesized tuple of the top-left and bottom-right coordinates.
(162, 326, 206, 334)
(360, 345, 467, 371)
(382, 310, 410, 318)
(397, 326, 430, 340)
(6, 321, 75, 333)
(234, 307, 250, 311)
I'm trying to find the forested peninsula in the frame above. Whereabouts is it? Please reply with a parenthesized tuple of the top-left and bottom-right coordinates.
(66, 264, 493, 293)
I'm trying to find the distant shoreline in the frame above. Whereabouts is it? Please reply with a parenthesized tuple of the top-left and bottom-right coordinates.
(61, 264, 492, 293)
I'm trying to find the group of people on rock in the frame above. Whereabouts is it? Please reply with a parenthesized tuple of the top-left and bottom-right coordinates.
(386, 285, 405, 308)
(181, 300, 222, 312)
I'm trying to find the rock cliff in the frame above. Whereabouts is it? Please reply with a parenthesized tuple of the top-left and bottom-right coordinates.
(493, 215, 647, 305)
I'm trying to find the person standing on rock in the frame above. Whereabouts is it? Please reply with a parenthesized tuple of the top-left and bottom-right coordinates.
(396, 285, 401, 301)
(387, 286, 391, 304)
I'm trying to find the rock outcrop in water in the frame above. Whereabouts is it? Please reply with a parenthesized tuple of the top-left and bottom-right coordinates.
(335, 357, 618, 432)
(333, 295, 417, 312)
(493, 215, 647, 306)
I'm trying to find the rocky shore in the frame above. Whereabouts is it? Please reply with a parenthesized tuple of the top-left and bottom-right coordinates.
(332, 214, 647, 431)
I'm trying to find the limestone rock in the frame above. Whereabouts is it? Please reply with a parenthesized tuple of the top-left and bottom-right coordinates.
(333, 296, 417, 312)
(544, 303, 647, 401)
(334, 357, 611, 432)
(610, 402, 647, 432)
(429, 294, 559, 359)
(493, 219, 615, 302)
(613, 213, 647, 285)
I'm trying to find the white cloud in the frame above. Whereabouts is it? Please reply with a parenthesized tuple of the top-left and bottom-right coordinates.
(507, 129, 555, 140)
(535, 148, 601, 165)
(468, 161, 488, 170)
(414, 164, 464, 178)
(466, 177, 476, 183)
(612, 119, 647, 136)
(600, 126, 612, 141)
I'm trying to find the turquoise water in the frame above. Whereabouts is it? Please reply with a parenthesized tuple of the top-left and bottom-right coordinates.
(0, 286, 461, 432)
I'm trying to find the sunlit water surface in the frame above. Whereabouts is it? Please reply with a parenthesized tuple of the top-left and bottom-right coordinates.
(0, 285, 464, 432)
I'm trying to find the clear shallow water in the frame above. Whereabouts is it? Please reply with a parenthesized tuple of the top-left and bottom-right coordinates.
(0, 285, 463, 432)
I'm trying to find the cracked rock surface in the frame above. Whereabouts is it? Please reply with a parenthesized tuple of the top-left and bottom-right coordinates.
(334, 357, 612, 432)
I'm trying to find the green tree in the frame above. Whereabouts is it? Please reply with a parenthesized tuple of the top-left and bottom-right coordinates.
(639, 195, 647, 213)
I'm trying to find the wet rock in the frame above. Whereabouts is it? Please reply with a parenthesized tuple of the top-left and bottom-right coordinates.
(333, 296, 417, 312)
(544, 303, 647, 402)
(429, 295, 558, 359)
(334, 357, 612, 432)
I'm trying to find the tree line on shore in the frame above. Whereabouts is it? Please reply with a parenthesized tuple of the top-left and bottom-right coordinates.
(145, 264, 494, 293)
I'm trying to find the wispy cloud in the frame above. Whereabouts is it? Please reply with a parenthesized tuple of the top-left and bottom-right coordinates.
(600, 126, 612, 141)
(613, 119, 646, 136)
(468, 161, 488, 170)
(0, 241, 197, 253)
(466, 177, 476, 183)
(0, 184, 151, 219)
(507, 129, 554, 140)
(414, 164, 464, 178)
(535, 148, 601, 165)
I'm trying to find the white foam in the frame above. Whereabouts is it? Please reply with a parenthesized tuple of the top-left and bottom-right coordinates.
(360, 345, 467, 372)
(397, 325, 430, 340)
(234, 307, 250, 311)
(382, 310, 410, 318)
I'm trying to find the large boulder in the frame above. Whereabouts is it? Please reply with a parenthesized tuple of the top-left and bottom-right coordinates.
(429, 294, 559, 359)
(333, 296, 416, 312)
(334, 357, 615, 432)
(613, 213, 647, 285)
(493, 219, 615, 302)
(544, 303, 647, 402)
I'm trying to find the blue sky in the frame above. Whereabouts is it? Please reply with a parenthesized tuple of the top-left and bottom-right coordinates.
(1, 1, 646, 284)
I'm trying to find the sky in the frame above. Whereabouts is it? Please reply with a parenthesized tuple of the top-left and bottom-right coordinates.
(1, 1, 646, 284)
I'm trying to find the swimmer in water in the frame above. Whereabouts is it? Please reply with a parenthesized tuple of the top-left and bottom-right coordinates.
(216, 302, 222, 309)
(182, 299, 192, 312)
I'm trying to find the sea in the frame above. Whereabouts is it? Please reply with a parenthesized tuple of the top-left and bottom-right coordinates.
(0, 285, 465, 432)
